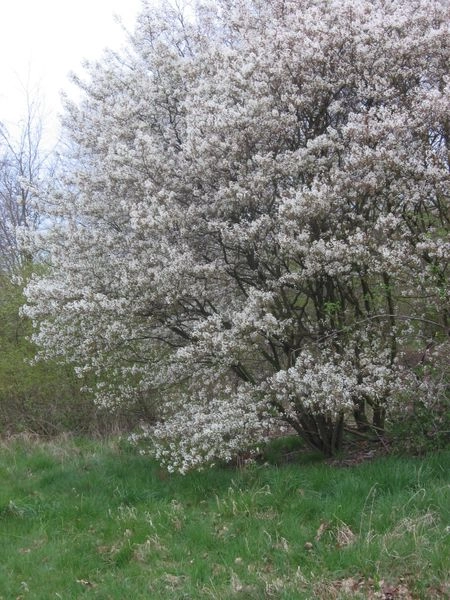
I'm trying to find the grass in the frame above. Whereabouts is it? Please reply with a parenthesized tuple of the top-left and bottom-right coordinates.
(0, 436, 448, 599)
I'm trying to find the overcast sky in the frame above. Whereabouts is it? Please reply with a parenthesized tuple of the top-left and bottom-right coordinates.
(0, 0, 146, 144)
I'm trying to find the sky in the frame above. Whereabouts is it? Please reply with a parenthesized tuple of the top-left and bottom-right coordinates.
(0, 0, 146, 144)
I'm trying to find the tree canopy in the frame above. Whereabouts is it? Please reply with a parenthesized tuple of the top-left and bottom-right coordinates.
(24, 0, 449, 472)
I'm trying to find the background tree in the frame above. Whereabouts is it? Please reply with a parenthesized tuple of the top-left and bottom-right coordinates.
(0, 90, 48, 273)
(24, 0, 449, 471)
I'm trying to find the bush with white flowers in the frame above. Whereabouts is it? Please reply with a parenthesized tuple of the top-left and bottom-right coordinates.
(24, 0, 449, 470)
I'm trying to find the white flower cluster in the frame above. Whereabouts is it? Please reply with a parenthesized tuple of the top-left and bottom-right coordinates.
(266, 353, 357, 418)
(144, 387, 272, 474)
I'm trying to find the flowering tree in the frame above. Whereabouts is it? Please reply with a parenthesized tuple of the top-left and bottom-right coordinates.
(24, 0, 449, 471)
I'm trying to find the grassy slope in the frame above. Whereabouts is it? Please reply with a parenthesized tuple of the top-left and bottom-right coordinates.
(0, 437, 448, 599)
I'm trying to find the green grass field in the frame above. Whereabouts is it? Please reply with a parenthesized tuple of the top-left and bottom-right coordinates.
(0, 436, 448, 599)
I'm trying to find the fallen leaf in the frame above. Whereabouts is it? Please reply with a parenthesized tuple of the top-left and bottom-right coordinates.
(340, 577, 360, 594)
(315, 521, 329, 541)
(76, 579, 96, 588)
